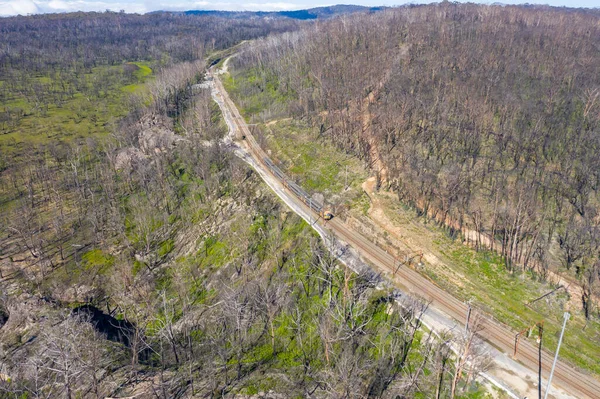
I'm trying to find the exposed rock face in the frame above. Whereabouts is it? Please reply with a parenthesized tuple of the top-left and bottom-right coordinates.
(311, 192, 324, 207)
(0, 295, 58, 358)
(114, 113, 180, 171)
(137, 113, 178, 155)
(114, 147, 145, 171)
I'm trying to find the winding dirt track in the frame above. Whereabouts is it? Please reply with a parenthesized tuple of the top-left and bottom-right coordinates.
(209, 68, 600, 399)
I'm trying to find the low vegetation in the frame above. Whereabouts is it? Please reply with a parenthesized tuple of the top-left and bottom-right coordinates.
(232, 2, 600, 316)
(379, 195, 600, 374)
(224, 3, 600, 377)
(1, 62, 152, 151)
(0, 8, 498, 398)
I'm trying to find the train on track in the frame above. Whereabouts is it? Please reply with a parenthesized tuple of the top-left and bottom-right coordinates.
(263, 157, 333, 220)
(232, 106, 334, 221)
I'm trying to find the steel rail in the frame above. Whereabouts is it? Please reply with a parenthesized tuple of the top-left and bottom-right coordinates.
(210, 68, 600, 399)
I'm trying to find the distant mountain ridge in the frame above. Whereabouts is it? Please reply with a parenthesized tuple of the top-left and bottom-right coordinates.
(165, 5, 386, 20)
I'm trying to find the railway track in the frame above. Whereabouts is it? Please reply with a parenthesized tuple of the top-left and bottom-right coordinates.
(209, 67, 600, 399)
(330, 221, 599, 399)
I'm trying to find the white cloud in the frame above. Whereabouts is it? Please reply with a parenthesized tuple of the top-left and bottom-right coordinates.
(0, 0, 308, 16)
(33, 0, 148, 14)
(47, 0, 71, 10)
(146, 1, 301, 12)
(0, 0, 39, 16)
(0, 0, 596, 17)
(55, 1, 146, 13)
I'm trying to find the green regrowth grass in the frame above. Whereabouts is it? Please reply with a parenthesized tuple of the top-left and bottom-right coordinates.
(222, 67, 296, 122)
(383, 198, 600, 375)
(261, 119, 368, 210)
(0, 62, 153, 154)
(223, 62, 600, 377)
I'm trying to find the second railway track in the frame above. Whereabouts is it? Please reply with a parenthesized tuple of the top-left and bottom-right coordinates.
(209, 66, 600, 399)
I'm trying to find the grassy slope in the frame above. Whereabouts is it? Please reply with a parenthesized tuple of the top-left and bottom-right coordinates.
(223, 64, 600, 376)
(223, 70, 368, 210)
(379, 194, 600, 374)
(121, 62, 152, 93)
(0, 62, 153, 154)
(0, 61, 153, 214)
(222, 67, 496, 398)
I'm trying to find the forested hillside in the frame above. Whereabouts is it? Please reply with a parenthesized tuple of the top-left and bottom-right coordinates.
(0, 9, 494, 398)
(182, 5, 384, 20)
(231, 3, 600, 320)
(0, 12, 298, 156)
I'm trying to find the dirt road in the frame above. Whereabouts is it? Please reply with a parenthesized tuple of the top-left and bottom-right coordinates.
(208, 65, 600, 399)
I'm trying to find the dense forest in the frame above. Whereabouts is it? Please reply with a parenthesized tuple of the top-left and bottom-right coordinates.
(0, 9, 494, 399)
(0, 12, 299, 158)
(230, 3, 600, 320)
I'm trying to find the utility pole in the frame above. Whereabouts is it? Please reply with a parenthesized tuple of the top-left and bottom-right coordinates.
(465, 302, 472, 333)
(394, 257, 402, 274)
(538, 322, 543, 399)
(543, 312, 570, 399)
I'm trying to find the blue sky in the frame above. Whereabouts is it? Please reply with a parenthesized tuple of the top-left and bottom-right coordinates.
(0, 0, 597, 17)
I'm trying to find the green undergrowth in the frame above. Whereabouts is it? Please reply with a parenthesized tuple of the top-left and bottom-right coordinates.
(383, 196, 600, 375)
(223, 68, 368, 210)
(81, 248, 115, 275)
(136, 182, 490, 396)
(263, 119, 367, 198)
(223, 61, 600, 378)
(222, 67, 296, 122)
(233, 245, 488, 397)
(0, 61, 153, 156)
(121, 62, 153, 93)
